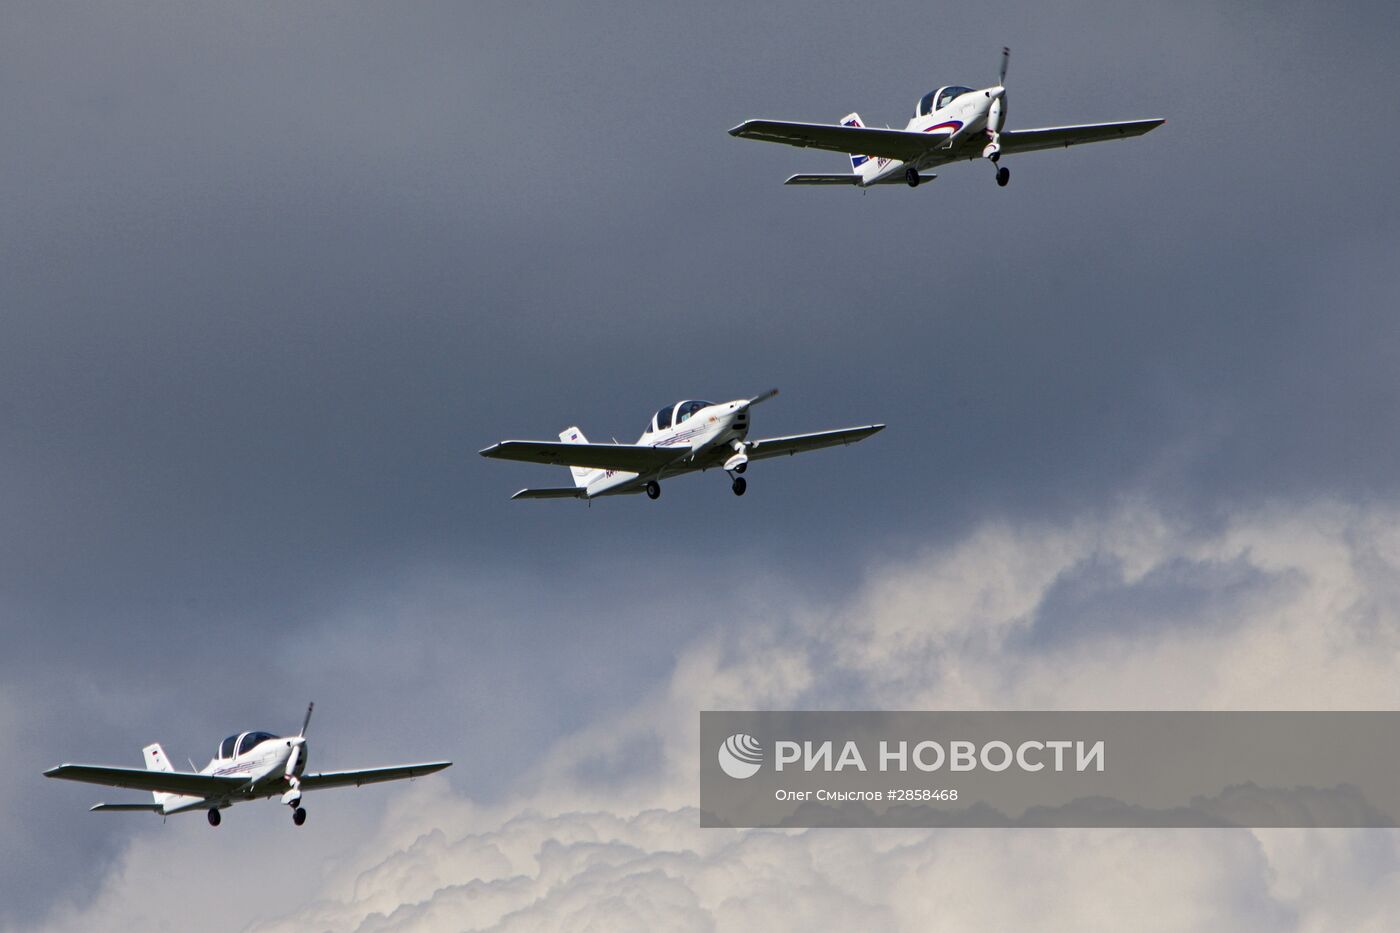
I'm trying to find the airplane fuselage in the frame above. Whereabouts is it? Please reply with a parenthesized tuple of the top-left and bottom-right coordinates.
(161, 734, 307, 814)
(859, 84, 1003, 185)
(583, 398, 752, 497)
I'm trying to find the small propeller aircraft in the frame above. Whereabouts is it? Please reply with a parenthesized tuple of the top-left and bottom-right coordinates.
(480, 389, 883, 500)
(729, 48, 1163, 188)
(43, 703, 450, 827)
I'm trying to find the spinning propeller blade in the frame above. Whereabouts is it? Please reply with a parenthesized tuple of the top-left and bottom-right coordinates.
(985, 47, 1010, 169)
(299, 702, 314, 738)
(742, 388, 779, 410)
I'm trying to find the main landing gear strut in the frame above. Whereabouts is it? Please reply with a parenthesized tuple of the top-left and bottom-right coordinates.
(727, 462, 747, 496)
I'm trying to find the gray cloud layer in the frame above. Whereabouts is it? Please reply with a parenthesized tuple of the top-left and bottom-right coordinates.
(5, 0, 1400, 928)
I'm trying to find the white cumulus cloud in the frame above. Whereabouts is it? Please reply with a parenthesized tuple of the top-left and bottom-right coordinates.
(34, 502, 1400, 932)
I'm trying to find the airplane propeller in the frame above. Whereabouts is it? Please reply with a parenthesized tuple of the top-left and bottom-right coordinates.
(720, 389, 777, 471)
(984, 47, 1010, 184)
(282, 702, 313, 806)
(740, 387, 779, 411)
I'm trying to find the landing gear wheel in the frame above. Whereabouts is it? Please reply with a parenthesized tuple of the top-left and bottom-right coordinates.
(996, 166, 1010, 187)
(905, 166, 920, 188)
(732, 477, 747, 496)
(293, 807, 307, 826)
(207, 809, 221, 827)
(645, 481, 661, 500)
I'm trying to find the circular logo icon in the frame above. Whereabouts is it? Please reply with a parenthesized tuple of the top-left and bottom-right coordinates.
(718, 733, 763, 779)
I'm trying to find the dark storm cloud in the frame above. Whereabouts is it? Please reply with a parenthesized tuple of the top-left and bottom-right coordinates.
(2, 0, 1399, 927)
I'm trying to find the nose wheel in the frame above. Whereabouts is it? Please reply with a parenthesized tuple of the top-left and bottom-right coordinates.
(731, 476, 747, 496)
(292, 807, 307, 826)
(207, 808, 221, 827)
(644, 480, 661, 500)
(995, 166, 1010, 187)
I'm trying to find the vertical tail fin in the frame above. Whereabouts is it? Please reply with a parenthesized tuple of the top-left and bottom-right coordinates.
(558, 428, 598, 488)
(143, 743, 174, 806)
(841, 113, 870, 173)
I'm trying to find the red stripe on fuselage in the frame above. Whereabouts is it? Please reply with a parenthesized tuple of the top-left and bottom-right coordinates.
(924, 120, 962, 134)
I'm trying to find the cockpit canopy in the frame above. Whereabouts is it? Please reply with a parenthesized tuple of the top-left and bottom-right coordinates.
(644, 400, 715, 435)
(218, 731, 278, 759)
(917, 86, 975, 117)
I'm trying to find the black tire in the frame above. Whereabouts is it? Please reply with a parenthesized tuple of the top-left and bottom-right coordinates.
(645, 481, 661, 500)
(293, 807, 307, 826)
(207, 809, 221, 827)
(905, 167, 920, 188)
(996, 166, 1010, 187)
(732, 477, 747, 496)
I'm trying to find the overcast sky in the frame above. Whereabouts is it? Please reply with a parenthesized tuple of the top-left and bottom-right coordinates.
(5, 1, 1400, 930)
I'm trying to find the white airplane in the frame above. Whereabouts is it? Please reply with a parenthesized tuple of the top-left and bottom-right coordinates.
(729, 48, 1163, 188)
(44, 703, 450, 827)
(480, 389, 883, 500)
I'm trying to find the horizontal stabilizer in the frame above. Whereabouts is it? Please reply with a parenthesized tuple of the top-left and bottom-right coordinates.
(511, 487, 587, 500)
(90, 803, 163, 813)
(784, 173, 936, 186)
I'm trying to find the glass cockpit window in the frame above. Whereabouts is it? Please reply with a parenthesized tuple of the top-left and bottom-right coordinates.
(675, 400, 713, 424)
(219, 735, 238, 759)
(237, 732, 276, 756)
(654, 406, 674, 432)
(918, 90, 938, 117)
(935, 86, 973, 111)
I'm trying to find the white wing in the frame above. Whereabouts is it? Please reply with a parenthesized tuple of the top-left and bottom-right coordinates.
(45, 764, 245, 798)
(480, 441, 684, 474)
(1000, 119, 1164, 155)
(747, 424, 885, 461)
(730, 120, 947, 162)
(299, 761, 452, 791)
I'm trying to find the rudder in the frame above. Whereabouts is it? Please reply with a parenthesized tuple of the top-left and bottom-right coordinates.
(559, 428, 598, 488)
(143, 742, 174, 806)
(841, 113, 870, 173)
